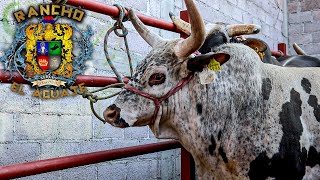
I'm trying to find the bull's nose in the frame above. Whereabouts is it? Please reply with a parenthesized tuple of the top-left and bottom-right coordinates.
(103, 104, 129, 128)
(104, 104, 120, 122)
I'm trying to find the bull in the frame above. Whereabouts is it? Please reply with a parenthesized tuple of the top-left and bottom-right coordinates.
(169, 11, 261, 55)
(170, 13, 320, 68)
(103, 0, 320, 179)
(244, 38, 320, 67)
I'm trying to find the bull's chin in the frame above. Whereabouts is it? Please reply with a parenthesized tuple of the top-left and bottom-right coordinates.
(133, 117, 152, 126)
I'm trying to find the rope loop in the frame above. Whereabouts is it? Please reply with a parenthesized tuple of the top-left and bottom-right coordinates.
(78, 4, 134, 124)
(111, 4, 129, 37)
(113, 23, 128, 37)
(71, 83, 125, 124)
(104, 4, 133, 80)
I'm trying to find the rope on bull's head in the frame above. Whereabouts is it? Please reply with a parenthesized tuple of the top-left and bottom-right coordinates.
(75, 83, 125, 123)
(104, 4, 133, 82)
(73, 4, 133, 123)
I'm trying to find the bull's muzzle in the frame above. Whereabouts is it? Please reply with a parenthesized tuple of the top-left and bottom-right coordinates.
(103, 104, 129, 128)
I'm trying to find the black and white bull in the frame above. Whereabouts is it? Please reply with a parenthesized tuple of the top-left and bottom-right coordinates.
(170, 14, 320, 68)
(103, 0, 320, 179)
(243, 38, 282, 65)
(169, 12, 261, 54)
(244, 38, 320, 67)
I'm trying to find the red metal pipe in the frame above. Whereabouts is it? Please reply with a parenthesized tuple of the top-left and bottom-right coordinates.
(0, 70, 129, 87)
(74, 75, 129, 87)
(55, 0, 184, 34)
(271, 51, 285, 57)
(179, 11, 196, 180)
(0, 70, 29, 84)
(278, 43, 287, 56)
(0, 141, 181, 179)
(180, 10, 189, 39)
(181, 148, 196, 180)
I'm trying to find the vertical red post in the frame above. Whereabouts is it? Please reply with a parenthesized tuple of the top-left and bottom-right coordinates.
(278, 43, 287, 56)
(180, 10, 196, 180)
(181, 147, 195, 180)
(180, 10, 189, 39)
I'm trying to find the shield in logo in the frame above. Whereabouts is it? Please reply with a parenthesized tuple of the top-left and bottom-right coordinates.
(36, 41, 62, 71)
(26, 23, 73, 79)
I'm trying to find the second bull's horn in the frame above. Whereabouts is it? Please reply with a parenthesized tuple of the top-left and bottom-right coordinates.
(293, 43, 307, 55)
(170, 12, 261, 38)
(226, 24, 261, 36)
(169, 12, 191, 36)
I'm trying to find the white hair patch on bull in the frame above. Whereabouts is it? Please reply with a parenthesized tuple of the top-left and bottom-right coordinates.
(248, 88, 305, 179)
(105, 41, 320, 179)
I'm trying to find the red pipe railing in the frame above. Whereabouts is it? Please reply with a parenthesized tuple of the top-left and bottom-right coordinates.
(57, 0, 287, 58)
(0, 70, 129, 87)
(0, 1, 289, 179)
(0, 141, 182, 179)
(278, 43, 287, 56)
(54, 0, 184, 34)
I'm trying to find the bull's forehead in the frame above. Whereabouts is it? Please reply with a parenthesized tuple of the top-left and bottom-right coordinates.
(131, 40, 181, 84)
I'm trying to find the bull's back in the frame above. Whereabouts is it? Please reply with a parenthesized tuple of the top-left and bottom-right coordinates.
(257, 65, 320, 179)
(279, 56, 320, 67)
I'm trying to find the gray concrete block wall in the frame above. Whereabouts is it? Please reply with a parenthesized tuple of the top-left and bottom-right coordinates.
(194, 0, 288, 50)
(288, 0, 320, 58)
(0, 0, 288, 179)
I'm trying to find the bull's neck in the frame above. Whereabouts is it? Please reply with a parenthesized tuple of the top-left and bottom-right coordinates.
(167, 61, 264, 160)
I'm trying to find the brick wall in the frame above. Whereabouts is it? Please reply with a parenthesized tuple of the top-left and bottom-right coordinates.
(0, 0, 287, 179)
(288, 0, 320, 57)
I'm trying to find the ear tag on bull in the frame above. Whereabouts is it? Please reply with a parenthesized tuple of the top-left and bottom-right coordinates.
(208, 58, 222, 72)
(199, 68, 216, 84)
(255, 47, 265, 60)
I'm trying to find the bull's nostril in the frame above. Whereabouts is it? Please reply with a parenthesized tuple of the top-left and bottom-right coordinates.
(107, 110, 117, 118)
(104, 104, 121, 122)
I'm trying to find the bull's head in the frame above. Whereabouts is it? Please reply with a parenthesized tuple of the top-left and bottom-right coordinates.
(169, 12, 261, 54)
(103, 0, 229, 137)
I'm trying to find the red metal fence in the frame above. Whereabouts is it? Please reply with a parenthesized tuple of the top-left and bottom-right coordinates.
(0, 0, 288, 179)
(0, 141, 194, 179)
(0, 1, 198, 179)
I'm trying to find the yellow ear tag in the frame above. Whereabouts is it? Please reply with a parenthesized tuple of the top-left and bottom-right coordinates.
(255, 47, 265, 60)
(208, 58, 222, 72)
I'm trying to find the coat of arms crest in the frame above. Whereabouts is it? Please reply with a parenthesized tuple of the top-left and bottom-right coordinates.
(25, 17, 73, 87)
(0, 4, 93, 99)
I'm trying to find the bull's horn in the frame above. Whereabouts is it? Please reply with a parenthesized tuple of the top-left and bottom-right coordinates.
(226, 24, 261, 37)
(174, 0, 206, 57)
(293, 43, 307, 55)
(128, 9, 164, 48)
(169, 12, 191, 35)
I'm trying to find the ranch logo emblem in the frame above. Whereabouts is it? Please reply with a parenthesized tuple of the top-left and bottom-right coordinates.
(0, 4, 93, 99)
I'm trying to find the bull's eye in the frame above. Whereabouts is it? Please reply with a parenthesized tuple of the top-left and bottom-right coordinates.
(149, 73, 166, 86)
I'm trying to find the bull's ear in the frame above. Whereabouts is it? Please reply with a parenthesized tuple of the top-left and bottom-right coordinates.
(187, 52, 230, 72)
(243, 38, 267, 52)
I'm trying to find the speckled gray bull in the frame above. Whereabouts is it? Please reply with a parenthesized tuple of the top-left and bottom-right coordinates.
(103, 0, 320, 179)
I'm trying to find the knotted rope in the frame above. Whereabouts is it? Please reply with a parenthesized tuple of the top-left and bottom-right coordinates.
(76, 4, 133, 123)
